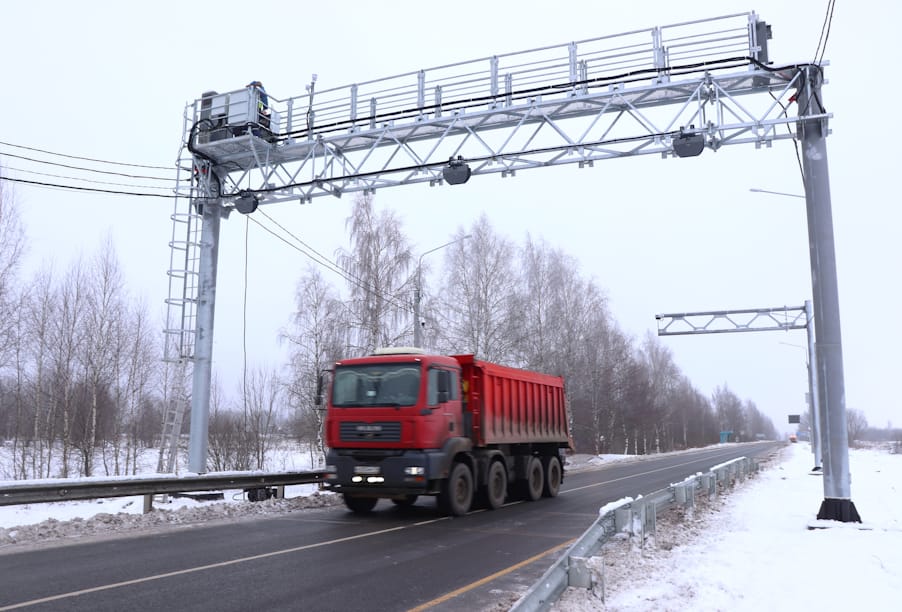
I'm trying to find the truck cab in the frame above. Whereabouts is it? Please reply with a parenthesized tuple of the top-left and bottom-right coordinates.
(322, 349, 468, 511)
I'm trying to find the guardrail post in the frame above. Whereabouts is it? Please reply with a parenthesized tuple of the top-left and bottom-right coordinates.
(645, 500, 657, 540)
(143, 494, 153, 514)
(701, 473, 716, 499)
(614, 507, 631, 532)
(568, 556, 604, 602)
(568, 556, 591, 588)
(634, 500, 647, 545)
(716, 466, 728, 489)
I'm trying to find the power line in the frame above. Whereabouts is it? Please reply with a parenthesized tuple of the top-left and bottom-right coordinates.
(0, 151, 176, 182)
(256, 209, 350, 279)
(3, 165, 174, 191)
(813, 0, 837, 65)
(0, 140, 174, 171)
(0, 175, 178, 198)
(246, 211, 414, 314)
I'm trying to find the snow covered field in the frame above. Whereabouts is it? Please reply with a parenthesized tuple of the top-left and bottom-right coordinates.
(552, 442, 902, 611)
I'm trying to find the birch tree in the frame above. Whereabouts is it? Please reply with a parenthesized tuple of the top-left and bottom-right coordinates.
(282, 265, 347, 462)
(335, 193, 412, 353)
(437, 216, 517, 361)
(0, 172, 25, 369)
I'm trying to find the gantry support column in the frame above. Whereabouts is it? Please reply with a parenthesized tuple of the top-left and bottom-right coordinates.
(188, 187, 223, 474)
(797, 66, 859, 522)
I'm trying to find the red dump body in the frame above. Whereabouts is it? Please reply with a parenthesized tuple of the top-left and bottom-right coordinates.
(455, 355, 569, 447)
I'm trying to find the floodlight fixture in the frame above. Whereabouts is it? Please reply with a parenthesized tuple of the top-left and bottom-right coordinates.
(234, 192, 259, 214)
(672, 126, 705, 158)
(442, 156, 471, 185)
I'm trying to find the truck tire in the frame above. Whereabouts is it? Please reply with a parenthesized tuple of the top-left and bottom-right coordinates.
(485, 460, 507, 510)
(542, 456, 562, 498)
(343, 494, 378, 514)
(525, 456, 544, 502)
(439, 462, 473, 516)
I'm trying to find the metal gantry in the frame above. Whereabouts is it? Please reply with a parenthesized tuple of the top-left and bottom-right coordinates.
(656, 302, 823, 473)
(169, 11, 858, 521)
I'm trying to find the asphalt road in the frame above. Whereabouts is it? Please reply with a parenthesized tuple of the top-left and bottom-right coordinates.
(0, 443, 781, 612)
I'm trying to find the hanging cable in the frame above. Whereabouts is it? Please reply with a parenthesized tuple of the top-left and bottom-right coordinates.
(0, 151, 175, 182)
(245, 212, 413, 314)
(0, 175, 179, 198)
(0, 140, 175, 171)
(2, 165, 174, 191)
(813, 0, 837, 65)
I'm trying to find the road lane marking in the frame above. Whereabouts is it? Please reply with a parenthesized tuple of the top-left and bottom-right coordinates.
(0, 517, 451, 611)
(562, 452, 747, 493)
(406, 538, 576, 612)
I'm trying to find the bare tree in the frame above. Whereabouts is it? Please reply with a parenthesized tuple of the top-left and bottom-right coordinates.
(640, 331, 681, 453)
(712, 385, 744, 440)
(206, 375, 246, 471)
(21, 267, 58, 478)
(75, 237, 124, 476)
(104, 298, 159, 475)
(437, 216, 517, 361)
(846, 408, 868, 446)
(241, 366, 282, 470)
(0, 170, 26, 369)
(335, 193, 412, 353)
(282, 265, 347, 463)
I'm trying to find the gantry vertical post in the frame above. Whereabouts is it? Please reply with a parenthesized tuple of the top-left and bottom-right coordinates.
(188, 189, 223, 474)
(804, 300, 822, 471)
(797, 66, 859, 521)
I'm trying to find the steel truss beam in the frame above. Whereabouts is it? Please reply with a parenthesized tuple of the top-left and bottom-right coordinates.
(655, 305, 808, 335)
(185, 12, 811, 209)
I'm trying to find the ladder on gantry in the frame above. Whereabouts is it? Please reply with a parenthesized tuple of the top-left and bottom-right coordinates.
(158, 119, 204, 474)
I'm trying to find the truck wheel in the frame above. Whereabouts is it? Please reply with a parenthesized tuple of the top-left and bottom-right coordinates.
(485, 461, 507, 510)
(525, 456, 544, 502)
(439, 462, 473, 516)
(542, 456, 562, 498)
(343, 494, 378, 514)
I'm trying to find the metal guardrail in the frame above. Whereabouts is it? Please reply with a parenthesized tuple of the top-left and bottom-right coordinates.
(511, 456, 758, 611)
(0, 470, 328, 509)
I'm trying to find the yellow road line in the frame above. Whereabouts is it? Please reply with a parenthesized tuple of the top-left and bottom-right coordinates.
(407, 538, 576, 612)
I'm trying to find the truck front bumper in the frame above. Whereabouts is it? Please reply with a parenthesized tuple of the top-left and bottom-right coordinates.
(323, 449, 447, 496)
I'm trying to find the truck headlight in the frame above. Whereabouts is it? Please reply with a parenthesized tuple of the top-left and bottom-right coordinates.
(404, 466, 425, 476)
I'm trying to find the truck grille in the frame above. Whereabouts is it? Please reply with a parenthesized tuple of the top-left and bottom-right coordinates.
(340, 421, 402, 442)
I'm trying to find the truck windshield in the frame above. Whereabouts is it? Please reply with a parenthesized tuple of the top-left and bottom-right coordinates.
(332, 364, 422, 407)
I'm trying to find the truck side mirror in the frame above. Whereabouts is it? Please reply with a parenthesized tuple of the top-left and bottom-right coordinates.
(314, 369, 331, 409)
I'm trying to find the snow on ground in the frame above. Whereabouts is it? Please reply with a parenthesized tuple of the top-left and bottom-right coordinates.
(552, 442, 902, 611)
(0, 484, 343, 549)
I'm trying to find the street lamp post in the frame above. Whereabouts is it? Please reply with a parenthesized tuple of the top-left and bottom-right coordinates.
(413, 235, 471, 348)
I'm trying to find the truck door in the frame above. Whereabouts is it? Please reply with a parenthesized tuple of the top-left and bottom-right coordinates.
(427, 367, 461, 442)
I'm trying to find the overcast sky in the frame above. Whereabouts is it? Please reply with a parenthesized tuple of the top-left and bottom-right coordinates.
(1, 1, 898, 433)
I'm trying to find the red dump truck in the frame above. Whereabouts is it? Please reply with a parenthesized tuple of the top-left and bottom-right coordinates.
(319, 348, 571, 516)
